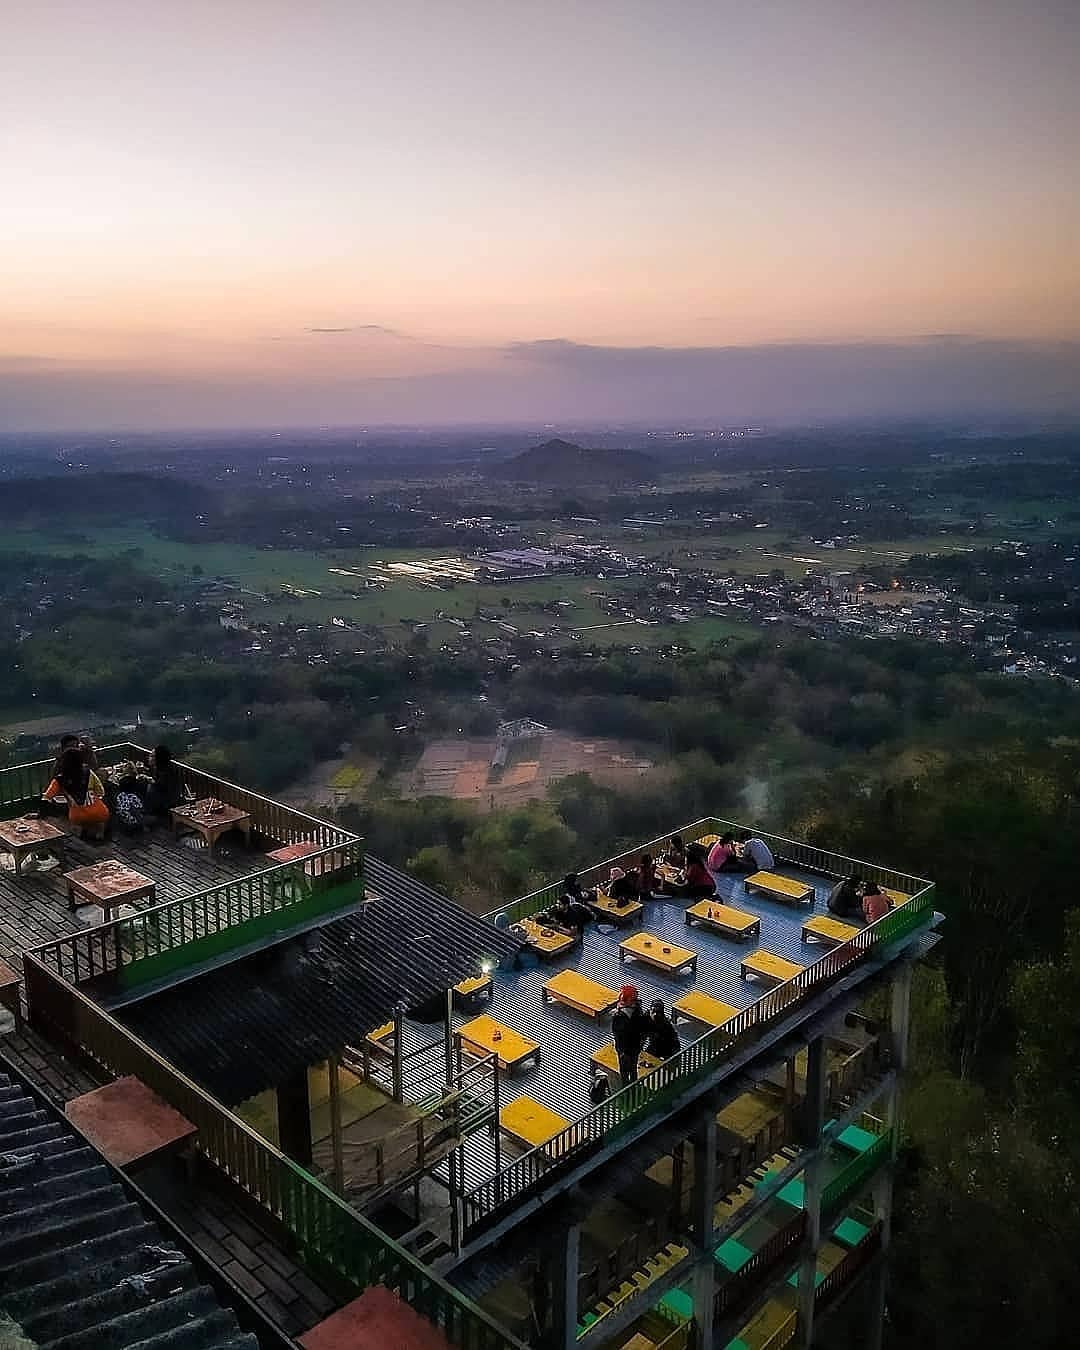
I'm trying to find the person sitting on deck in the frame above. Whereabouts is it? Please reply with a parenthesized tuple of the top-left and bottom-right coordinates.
(732, 830, 775, 872)
(636, 853, 659, 898)
(605, 866, 640, 906)
(662, 835, 687, 868)
(144, 744, 184, 817)
(40, 748, 110, 840)
(707, 833, 739, 873)
(645, 1000, 681, 1060)
(51, 733, 80, 779)
(539, 891, 594, 933)
(662, 853, 717, 899)
(611, 985, 648, 1085)
(861, 883, 893, 924)
(827, 875, 864, 918)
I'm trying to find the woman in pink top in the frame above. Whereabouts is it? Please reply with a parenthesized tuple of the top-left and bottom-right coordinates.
(862, 884, 892, 924)
(707, 834, 737, 872)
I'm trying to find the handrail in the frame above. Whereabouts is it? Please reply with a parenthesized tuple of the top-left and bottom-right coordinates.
(814, 1220, 883, 1308)
(22, 955, 524, 1350)
(25, 838, 365, 988)
(821, 1132, 893, 1216)
(714, 1208, 807, 1317)
(464, 822, 932, 1228)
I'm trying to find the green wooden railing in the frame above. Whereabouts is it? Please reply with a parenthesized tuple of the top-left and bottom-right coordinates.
(21, 958, 525, 1350)
(465, 819, 933, 1228)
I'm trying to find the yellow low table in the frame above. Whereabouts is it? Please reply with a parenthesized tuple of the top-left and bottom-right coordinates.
(698, 833, 720, 848)
(802, 914, 860, 946)
(745, 870, 815, 906)
(672, 990, 740, 1030)
(517, 916, 578, 958)
(456, 1015, 541, 1074)
(684, 899, 760, 941)
(453, 973, 494, 1010)
(542, 969, 620, 1018)
(740, 949, 805, 986)
(589, 891, 644, 926)
(365, 1021, 395, 1057)
(883, 887, 910, 908)
(619, 931, 698, 978)
(591, 1043, 664, 1081)
(499, 1095, 569, 1153)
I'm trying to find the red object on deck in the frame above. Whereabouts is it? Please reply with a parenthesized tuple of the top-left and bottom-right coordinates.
(65, 1075, 197, 1169)
(300, 1288, 455, 1350)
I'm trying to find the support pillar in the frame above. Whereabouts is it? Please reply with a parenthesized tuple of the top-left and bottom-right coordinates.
(796, 1035, 827, 1349)
(547, 1195, 585, 1350)
(327, 1054, 345, 1196)
(691, 1100, 718, 1350)
(444, 986, 455, 1086)
(277, 1066, 312, 1167)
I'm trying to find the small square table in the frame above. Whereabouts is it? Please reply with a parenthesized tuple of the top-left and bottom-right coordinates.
(590, 1042, 664, 1082)
(65, 1075, 196, 1170)
(672, 990, 740, 1031)
(588, 891, 644, 927)
(516, 916, 578, 959)
(171, 798, 252, 854)
(542, 969, 620, 1019)
(744, 870, 815, 906)
(802, 914, 860, 946)
(453, 973, 494, 1011)
(499, 1095, 570, 1154)
(65, 860, 156, 920)
(456, 1014, 541, 1074)
(0, 816, 66, 877)
(619, 931, 698, 978)
(740, 949, 805, 986)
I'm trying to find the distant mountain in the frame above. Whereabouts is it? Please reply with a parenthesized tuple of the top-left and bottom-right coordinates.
(488, 438, 659, 485)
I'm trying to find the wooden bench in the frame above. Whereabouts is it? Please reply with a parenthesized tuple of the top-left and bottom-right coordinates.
(542, 969, 620, 1019)
(684, 899, 760, 941)
(619, 932, 698, 979)
(744, 871, 815, 906)
(457, 1015, 541, 1074)
(499, 1095, 570, 1155)
(672, 990, 739, 1031)
(802, 914, 860, 946)
(740, 949, 805, 986)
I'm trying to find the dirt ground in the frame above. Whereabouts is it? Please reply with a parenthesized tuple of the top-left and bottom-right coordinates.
(398, 731, 654, 810)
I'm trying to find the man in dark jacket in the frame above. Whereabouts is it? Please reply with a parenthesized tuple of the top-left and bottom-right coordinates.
(644, 1000, 681, 1060)
(611, 985, 649, 1086)
(827, 875, 863, 918)
(539, 893, 594, 933)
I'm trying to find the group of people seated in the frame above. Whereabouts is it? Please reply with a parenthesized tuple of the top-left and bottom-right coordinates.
(34, 737, 185, 841)
(827, 874, 894, 924)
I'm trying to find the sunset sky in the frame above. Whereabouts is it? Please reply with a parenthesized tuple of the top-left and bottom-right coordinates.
(3, 0, 1078, 428)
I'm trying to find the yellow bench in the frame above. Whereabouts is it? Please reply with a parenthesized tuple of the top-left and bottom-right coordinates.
(684, 899, 760, 941)
(542, 969, 620, 1018)
(672, 990, 740, 1030)
(745, 870, 815, 905)
(802, 914, 860, 946)
(456, 1015, 542, 1074)
(517, 916, 578, 958)
(619, 931, 698, 978)
(591, 1042, 664, 1081)
(499, 1095, 569, 1153)
(740, 949, 805, 986)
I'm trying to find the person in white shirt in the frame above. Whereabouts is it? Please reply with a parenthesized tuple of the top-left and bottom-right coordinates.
(736, 830, 775, 872)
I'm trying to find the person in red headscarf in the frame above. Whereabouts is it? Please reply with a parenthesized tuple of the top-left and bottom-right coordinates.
(611, 985, 648, 1086)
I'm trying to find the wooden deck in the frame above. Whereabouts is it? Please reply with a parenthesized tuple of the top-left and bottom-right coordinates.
(0, 822, 273, 971)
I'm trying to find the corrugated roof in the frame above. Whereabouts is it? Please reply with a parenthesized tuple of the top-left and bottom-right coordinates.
(117, 856, 523, 1105)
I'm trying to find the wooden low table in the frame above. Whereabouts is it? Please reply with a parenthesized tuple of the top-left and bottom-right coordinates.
(619, 931, 698, 978)
(684, 899, 760, 941)
(698, 833, 721, 848)
(588, 891, 644, 926)
(542, 969, 620, 1019)
(740, 949, 805, 986)
(672, 990, 740, 1030)
(517, 916, 578, 959)
(64, 860, 156, 920)
(456, 1014, 541, 1074)
(0, 816, 66, 877)
(453, 973, 494, 1011)
(65, 1074, 197, 1170)
(802, 914, 860, 946)
(171, 798, 252, 854)
(499, 1095, 570, 1154)
(744, 870, 815, 906)
(655, 863, 682, 887)
(590, 1042, 664, 1082)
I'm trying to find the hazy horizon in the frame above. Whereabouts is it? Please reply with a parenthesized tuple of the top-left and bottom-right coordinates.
(4, 1, 1078, 431)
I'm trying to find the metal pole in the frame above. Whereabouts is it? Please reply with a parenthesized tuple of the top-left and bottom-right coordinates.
(444, 986, 455, 1086)
(392, 1000, 405, 1102)
(492, 1054, 503, 1202)
(327, 1054, 345, 1197)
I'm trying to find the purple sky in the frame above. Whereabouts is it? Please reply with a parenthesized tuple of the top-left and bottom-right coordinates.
(3, 1, 1078, 429)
